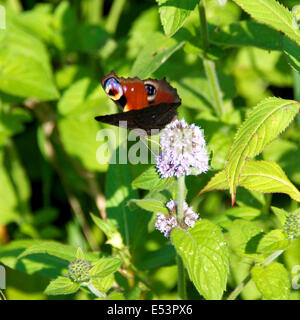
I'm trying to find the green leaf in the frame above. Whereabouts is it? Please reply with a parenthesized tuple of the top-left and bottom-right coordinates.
(263, 138, 300, 185)
(91, 274, 114, 294)
(226, 97, 300, 204)
(130, 32, 185, 79)
(232, 0, 300, 46)
(200, 160, 300, 202)
(211, 20, 282, 50)
(252, 263, 291, 299)
(128, 199, 169, 214)
(90, 214, 124, 250)
(282, 36, 300, 73)
(75, 247, 86, 260)
(0, 21, 59, 100)
(211, 206, 261, 230)
(257, 230, 290, 253)
(171, 220, 229, 300)
(132, 166, 174, 191)
(108, 292, 125, 300)
(156, 0, 199, 36)
(57, 78, 114, 172)
(106, 150, 139, 246)
(229, 219, 264, 259)
(271, 206, 289, 226)
(44, 277, 80, 296)
(18, 241, 102, 264)
(89, 258, 122, 278)
(236, 160, 300, 202)
(0, 145, 31, 225)
(136, 245, 176, 269)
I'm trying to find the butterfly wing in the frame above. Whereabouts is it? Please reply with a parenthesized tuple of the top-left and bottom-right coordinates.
(95, 102, 180, 135)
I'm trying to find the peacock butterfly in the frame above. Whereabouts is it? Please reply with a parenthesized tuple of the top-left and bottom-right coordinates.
(94, 71, 181, 135)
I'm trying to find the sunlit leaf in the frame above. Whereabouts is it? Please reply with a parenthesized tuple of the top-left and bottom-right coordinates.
(226, 98, 300, 204)
(252, 263, 290, 300)
(156, 0, 199, 36)
(171, 220, 229, 300)
(232, 0, 300, 45)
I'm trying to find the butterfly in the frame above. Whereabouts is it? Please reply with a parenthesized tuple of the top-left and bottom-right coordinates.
(94, 71, 181, 135)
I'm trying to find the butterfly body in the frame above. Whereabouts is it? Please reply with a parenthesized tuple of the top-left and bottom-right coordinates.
(95, 71, 181, 135)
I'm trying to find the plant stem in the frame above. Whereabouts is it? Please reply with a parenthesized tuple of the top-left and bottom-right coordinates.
(176, 175, 187, 299)
(0, 289, 7, 300)
(293, 70, 300, 102)
(82, 0, 103, 24)
(261, 249, 284, 267)
(227, 273, 251, 300)
(293, 70, 300, 126)
(198, 1, 224, 118)
(198, 0, 209, 53)
(203, 59, 224, 118)
(106, 0, 126, 34)
(86, 282, 106, 299)
(177, 175, 185, 221)
(227, 250, 285, 300)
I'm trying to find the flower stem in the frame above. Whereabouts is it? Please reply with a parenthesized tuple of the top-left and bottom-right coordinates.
(198, 1, 224, 118)
(177, 175, 185, 221)
(85, 282, 106, 299)
(176, 175, 187, 299)
(198, 0, 209, 54)
(203, 59, 224, 118)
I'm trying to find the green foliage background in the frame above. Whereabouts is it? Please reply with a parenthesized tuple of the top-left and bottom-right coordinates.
(0, 0, 300, 300)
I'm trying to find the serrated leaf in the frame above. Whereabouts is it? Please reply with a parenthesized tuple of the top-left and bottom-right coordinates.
(257, 229, 290, 253)
(271, 206, 289, 226)
(128, 199, 169, 214)
(229, 219, 264, 259)
(44, 277, 80, 296)
(226, 97, 300, 204)
(200, 160, 300, 202)
(90, 214, 124, 250)
(232, 0, 300, 46)
(91, 274, 114, 294)
(252, 263, 290, 299)
(282, 36, 300, 73)
(17, 241, 102, 264)
(89, 258, 122, 278)
(132, 166, 174, 191)
(237, 160, 300, 202)
(156, 0, 199, 36)
(211, 20, 282, 50)
(130, 32, 185, 79)
(171, 220, 229, 300)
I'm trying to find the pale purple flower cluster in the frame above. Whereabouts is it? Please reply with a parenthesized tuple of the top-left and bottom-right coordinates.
(155, 212, 178, 238)
(155, 200, 200, 238)
(156, 119, 209, 178)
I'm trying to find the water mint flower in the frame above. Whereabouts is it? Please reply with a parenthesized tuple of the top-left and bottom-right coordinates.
(156, 119, 209, 178)
(68, 258, 90, 283)
(155, 200, 200, 238)
(284, 213, 300, 239)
